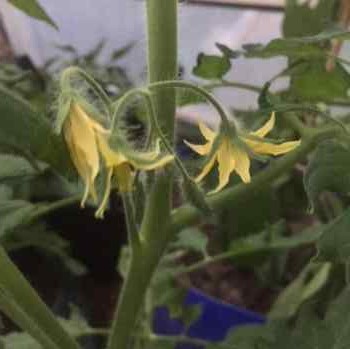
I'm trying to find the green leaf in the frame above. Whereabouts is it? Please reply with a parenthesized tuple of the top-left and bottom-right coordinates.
(226, 222, 321, 267)
(209, 286, 350, 349)
(176, 87, 207, 106)
(0, 332, 40, 349)
(290, 59, 350, 101)
(0, 290, 58, 349)
(8, 0, 58, 30)
(0, 308, 94, 349)
(243, 27, 350, 59)
(110, 42, 135, 61)
(192, 53, 231, 80)
(316, 207, 350, 263)
(215, 43, 241, 59)
(0, 247, 79, 349)
(243, 40, 322, 59)
(2, 224, 86, 276)
(324, 286, 350, 347)
(0, 154, 40, 184)
(283, 0, 337, 38)
(269, 263, 331, 319)
(172, 228, 208, 257)
(0, 200, 37, 238)
(0, 85, 73, 178)
(84, 40, 106, 63)
(58, 306, 94, 338)
(304, 141, 350, 207)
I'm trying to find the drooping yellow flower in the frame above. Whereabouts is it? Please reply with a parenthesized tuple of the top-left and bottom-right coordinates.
(63, 102, 174, 213)
(95, 133, 174, 217)
(184, 113, 301, 193)
(63, 103, 104, 207)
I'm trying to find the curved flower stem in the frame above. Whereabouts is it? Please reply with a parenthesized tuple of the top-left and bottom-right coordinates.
(148, 80, 234, 131)
(60, 66, 112, 116)
(170, 124, 343, 234)
(206, 79, 263, 94)
(111, 79, 236, 134)
(112, 88, 189, 177)
(141, 90, 193, 180)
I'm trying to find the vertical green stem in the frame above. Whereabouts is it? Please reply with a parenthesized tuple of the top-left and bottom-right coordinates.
(146, 0, 177, 140)
(107, 1, 178, 348)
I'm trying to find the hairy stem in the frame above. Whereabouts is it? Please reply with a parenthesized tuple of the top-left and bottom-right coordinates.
(106, 1, 178, 348)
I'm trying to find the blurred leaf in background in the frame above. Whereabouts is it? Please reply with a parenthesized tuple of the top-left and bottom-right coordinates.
(8, 0, 58, 29)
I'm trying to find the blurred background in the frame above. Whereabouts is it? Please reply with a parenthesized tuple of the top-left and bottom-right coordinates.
(0, 0, 286, 125)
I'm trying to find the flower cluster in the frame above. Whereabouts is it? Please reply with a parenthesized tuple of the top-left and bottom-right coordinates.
(61, 98, 300, 216)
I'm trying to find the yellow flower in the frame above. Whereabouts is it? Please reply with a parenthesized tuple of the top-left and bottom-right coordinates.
(63, 102, 174, 213)
(95, 133, 174, 218)
(63, 103, 104, 207)
(184, 113, 301, 193)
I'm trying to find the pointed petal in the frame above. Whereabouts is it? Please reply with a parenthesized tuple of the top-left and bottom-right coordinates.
(95, 168, 113, 219)
(251, 112, 275, 138)
(184, 140, 212, 155)
(97, 133, 127, 167)
(230, 145, 251, 183)
(210, 139, 236, 193)
(129, 154, 174, 171)
(140, 139, 162, 160)
(64, 116, 99, 206)
(195, 154, 217, 183)
(115, 163, 134, 192)
(73, 103, 110, 134)
(198, 121, 216, 142)
(247, 139, 301, 156)
(68, 104, 100, 181)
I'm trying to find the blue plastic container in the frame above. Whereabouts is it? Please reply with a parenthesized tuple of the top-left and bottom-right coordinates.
(153, 288, 265, 348)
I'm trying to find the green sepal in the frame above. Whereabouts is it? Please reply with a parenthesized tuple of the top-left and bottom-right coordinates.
(109, 136, 173, 169)
(54, 93, 71, 134)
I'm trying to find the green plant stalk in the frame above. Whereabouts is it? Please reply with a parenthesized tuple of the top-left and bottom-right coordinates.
(0, 289, 60, 349)
(0, 247, 80, 349)
(107, 1, 178, 348)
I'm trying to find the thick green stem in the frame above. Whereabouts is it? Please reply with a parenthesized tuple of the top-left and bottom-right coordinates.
(107, 1, 178, 348)
(122, 193, 142, 251)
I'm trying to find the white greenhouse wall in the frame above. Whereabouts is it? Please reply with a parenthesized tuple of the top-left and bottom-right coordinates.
(0, 0, 286, 124)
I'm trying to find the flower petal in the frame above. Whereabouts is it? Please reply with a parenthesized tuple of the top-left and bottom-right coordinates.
(210, 139, 236, 193)
(130, 154, 174, 171)
(247, 139, 301, 156)
(184, 140, 212, 155)
(68, 105, 100, 180)
(73, 103, 110, 134)
(230, 145, 251, 183)
(251, 112, 275, 138)
(198, 121, 216, 142)
(95, 168, 113, 218)
(64, 106, 100, 206)
(115, 163, 134, 192)
(195, 154, 217, 183)
(97, 133, 127, 167)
